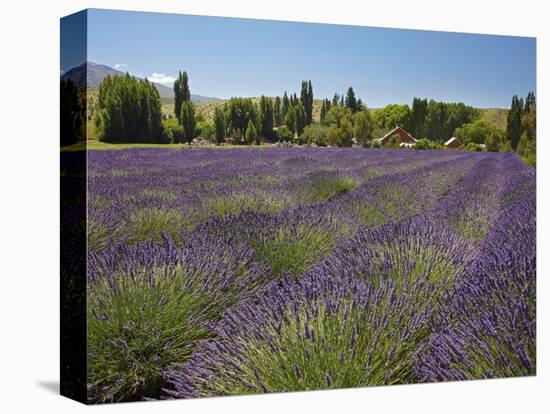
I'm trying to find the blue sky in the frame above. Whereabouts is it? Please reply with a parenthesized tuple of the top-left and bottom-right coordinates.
(67, 9, 535, 108)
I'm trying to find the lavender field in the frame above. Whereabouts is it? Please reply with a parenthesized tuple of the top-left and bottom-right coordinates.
(85, 148, 535, 402)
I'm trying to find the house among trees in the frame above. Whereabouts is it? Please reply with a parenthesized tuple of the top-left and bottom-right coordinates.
(444, 137, 462, 149)
(377, 126, 417, 147)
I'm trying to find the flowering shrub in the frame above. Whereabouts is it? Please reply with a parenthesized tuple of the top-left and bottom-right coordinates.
(87, 234, 268, 402)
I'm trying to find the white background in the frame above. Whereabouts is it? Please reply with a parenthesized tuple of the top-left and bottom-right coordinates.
(0, 0, 548, 412)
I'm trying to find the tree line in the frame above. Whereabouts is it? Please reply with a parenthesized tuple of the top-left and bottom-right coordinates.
(372, 99, 480, 141)
(86, 71, 483, 148)
(78, 69, 535, 162)
(371, 92, 535, 161)
(204, 83, 373, 147)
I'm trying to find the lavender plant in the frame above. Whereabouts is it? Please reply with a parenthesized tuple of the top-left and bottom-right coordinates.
(317, 218, 475, 288)
(200, 205, 354, 279)
(416, 195, 536, 380)
(299, 171, 357, 203)
(86, 234, 268, 402)
(164, 271, 436, 398)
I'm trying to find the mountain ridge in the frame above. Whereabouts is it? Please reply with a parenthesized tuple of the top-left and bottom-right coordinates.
(60, 61, 221, 104)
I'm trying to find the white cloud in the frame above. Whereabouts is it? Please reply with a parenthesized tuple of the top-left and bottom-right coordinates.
(114, 63, 127, 70)
(147, 73, 176, 84)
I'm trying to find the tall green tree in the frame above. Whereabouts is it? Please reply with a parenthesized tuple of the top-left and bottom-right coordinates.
(454, 119, 505, 146)
(521, 93, 536, 141)
(518, 92, 536, 161)
(282, 92, 290, 120)
(354, 108, 374, 147)
(294, 102, 307, 136)
(180, 101, 196, 143)
(323, 105, 354, 147)
(245, 119, 258, 145)
(424, 100, 478, 141)
(328, 117, 353, 147)
(300, 80, 314, 125)
(425, 100, 445, 140)
(322, 105, 351, 127)
(356, 98, 364, 112)
(411, 97, 428, 137)
(259, 95, 274, 139)
(223, 97, 258, 139)
(213, 106, 226, 145)
(284, 106, 296, 135)
(307, 80, 314, 124)
(327, 99, 332, 111)
(506, 95, 524, 150)
(97, 74, 164, 143)
(274, 96, 282, 126)
(173, 70, 191, 122)
(320, 100, 327, 122)
(345, 86, 358, 113)
(374, 104, 412, 132)
(300, 124, 330, 146)
(524, 91, 535, 114)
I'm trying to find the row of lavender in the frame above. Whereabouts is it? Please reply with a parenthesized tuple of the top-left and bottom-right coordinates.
(86, 148, 535, 402)
(87, 148, 467, 249)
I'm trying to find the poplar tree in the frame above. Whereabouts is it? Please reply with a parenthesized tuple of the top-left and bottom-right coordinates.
(300, 80, 314, 125)
(524, 91, 535, 114)
(274, 96, 282, 126)
(307, 80, 314, 124)
(345, 86, 358, 113)
(506, 95, 524, 150)
(214, 106, 225, 145)
(174, 70, 191, 122)
(320, 100, 327, 122)
(354, 108, 374, 147)
(282, 92, 290, 120)
(285, 106, 296, 134)
(294, 102, 307, 136)
(411, 97, 428, 138)
(180, 101, 196, 143)
(245, 119, 258, 145)
(259, 95, 274, 139)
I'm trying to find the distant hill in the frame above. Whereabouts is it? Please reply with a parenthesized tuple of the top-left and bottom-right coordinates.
(61, 62, 220, 104)
(479, 108, 508, 130)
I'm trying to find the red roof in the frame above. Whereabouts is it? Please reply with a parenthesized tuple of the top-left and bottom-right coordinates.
(379, 127, 416, 144)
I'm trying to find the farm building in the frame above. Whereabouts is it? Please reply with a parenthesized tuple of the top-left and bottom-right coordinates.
(376, 127, 417, 147)
(444, 137, 463, 149)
